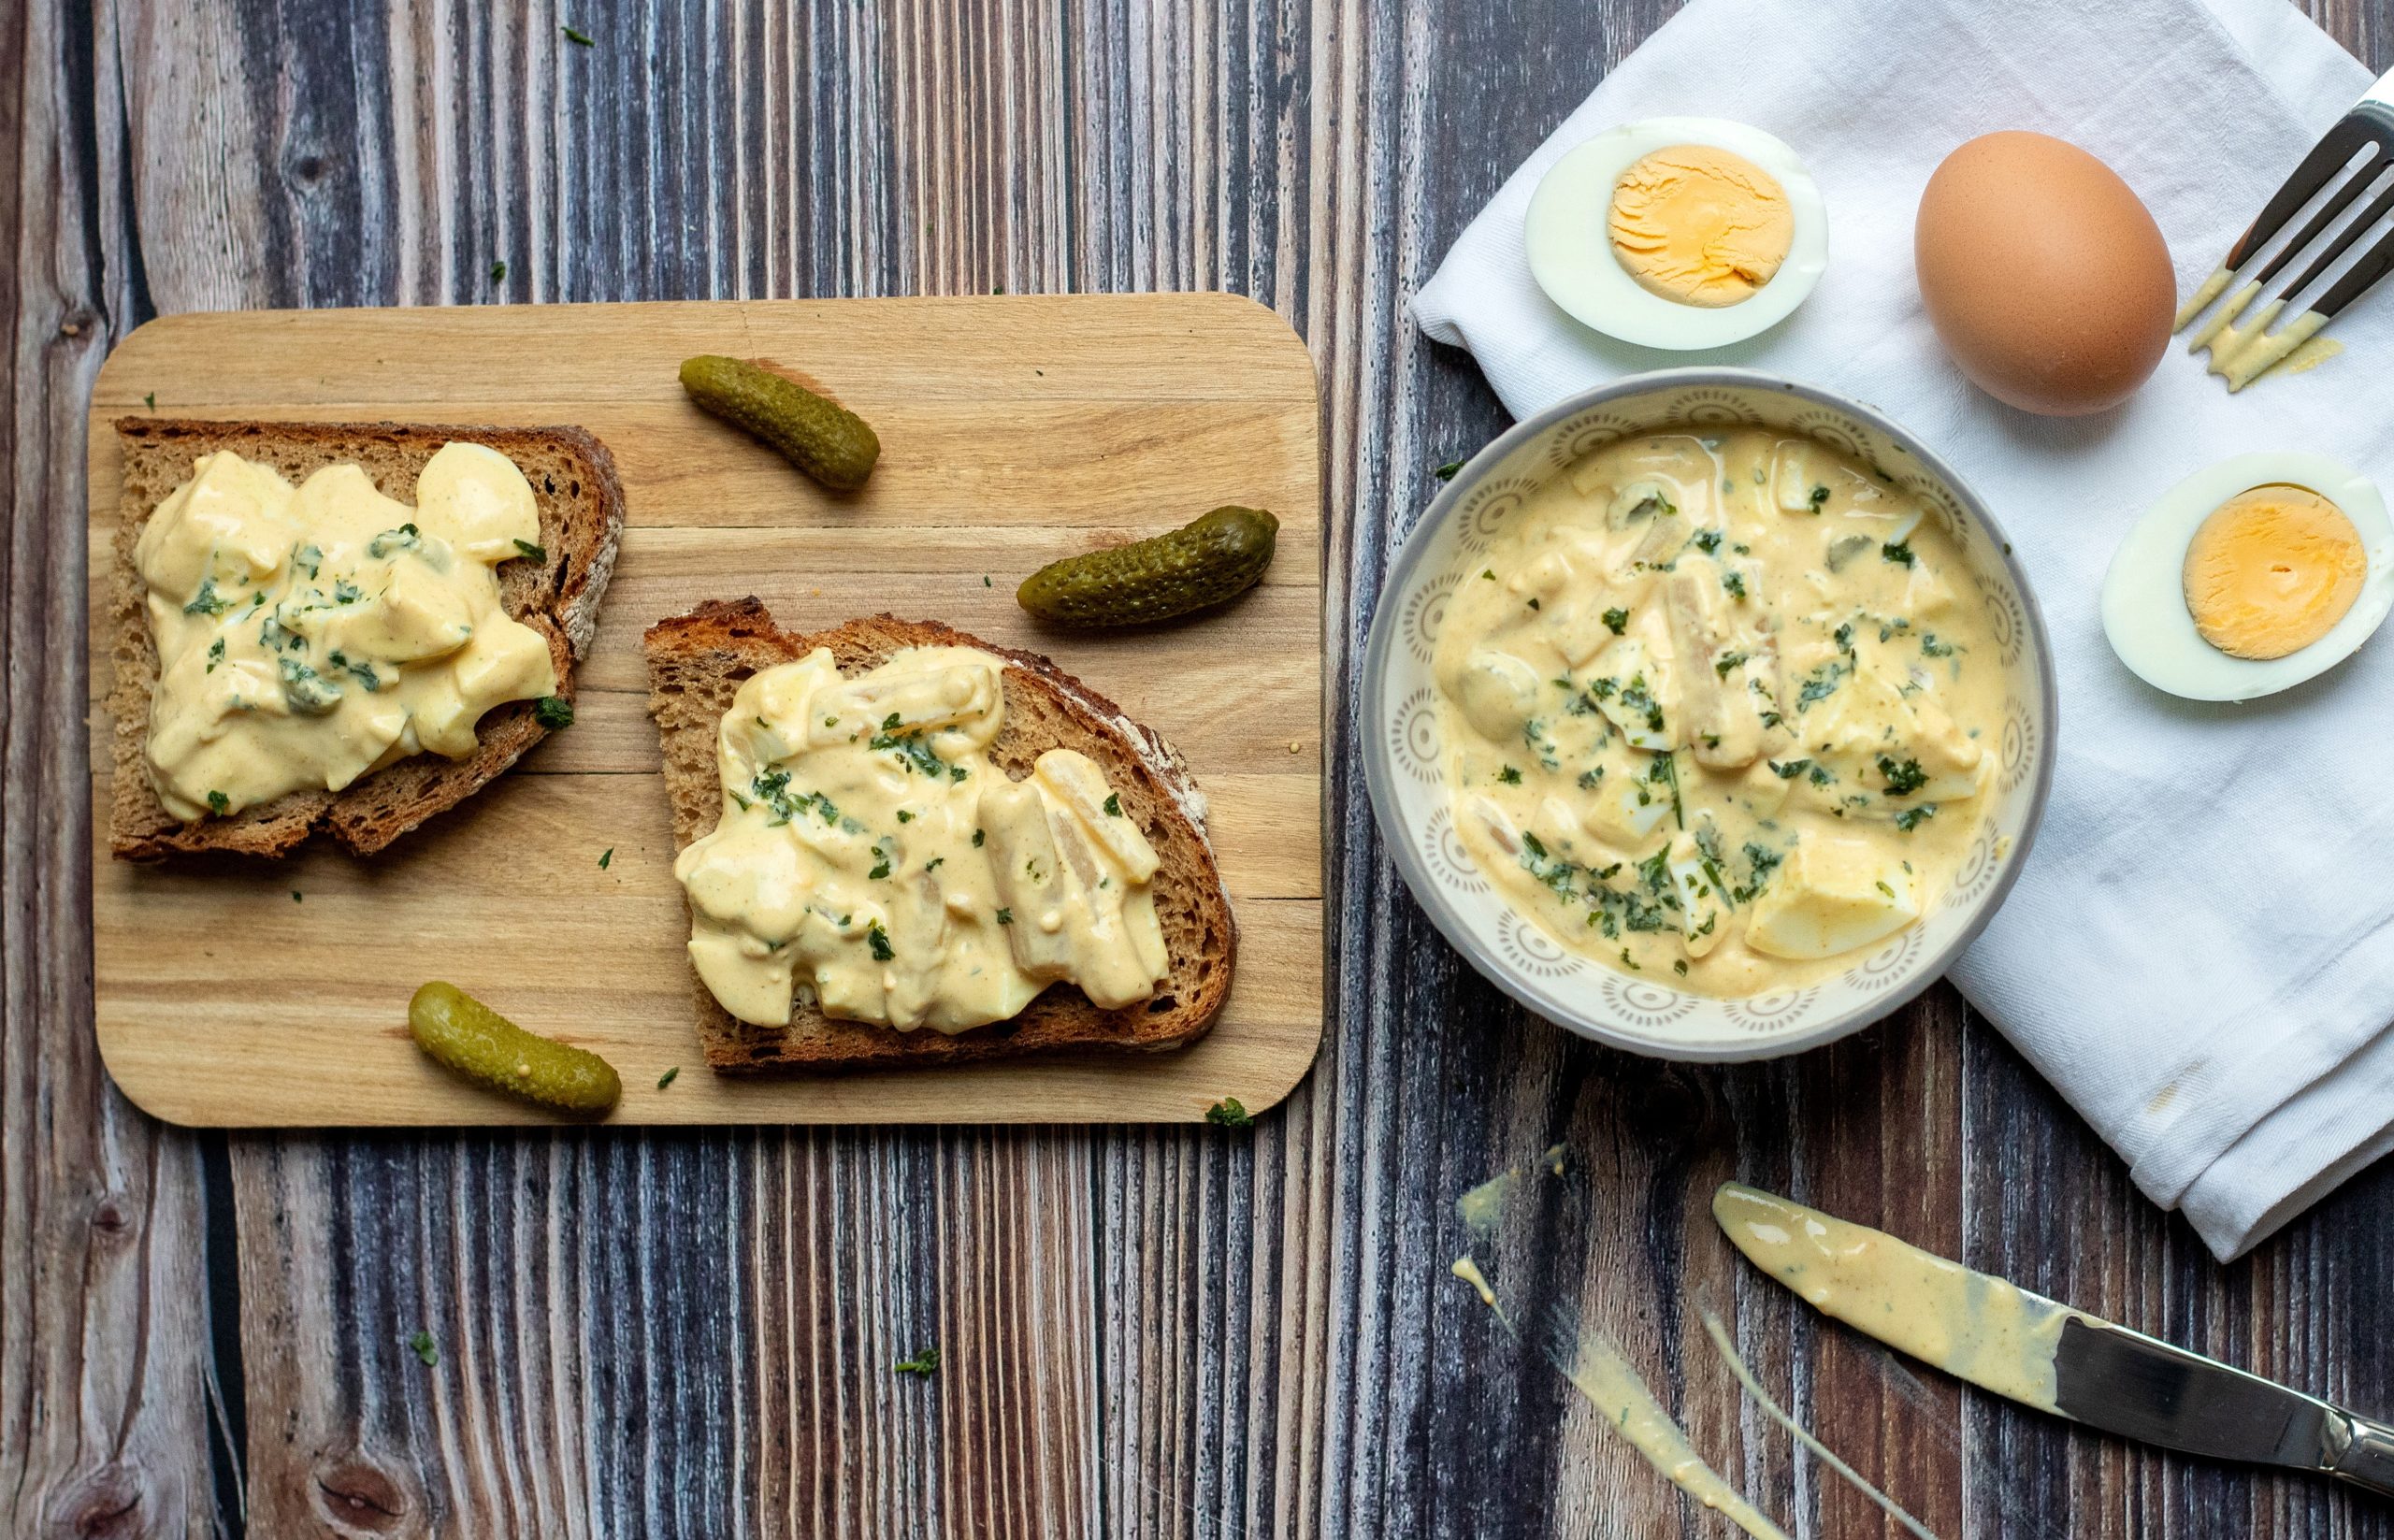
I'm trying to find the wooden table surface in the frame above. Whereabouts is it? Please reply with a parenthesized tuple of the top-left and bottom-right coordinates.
(6, 1, 2391, 1536)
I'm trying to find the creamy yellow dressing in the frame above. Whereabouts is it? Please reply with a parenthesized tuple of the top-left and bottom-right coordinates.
(673, 645, 1169, 1033)
(137, 445, 558, 822)
(1434, 426, 2005, 994)
(1713, 1183, 2083, 1410)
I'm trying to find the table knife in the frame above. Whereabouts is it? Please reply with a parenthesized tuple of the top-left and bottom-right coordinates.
(1714, 1183, 2394, 1499)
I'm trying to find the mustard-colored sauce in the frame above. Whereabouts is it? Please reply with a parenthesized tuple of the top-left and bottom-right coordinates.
(136, 444, 557, 823)
(1713, 1183, 2082, 1410)
(672, 646, 1170, 1033)
(1434, 427, 2005, 994)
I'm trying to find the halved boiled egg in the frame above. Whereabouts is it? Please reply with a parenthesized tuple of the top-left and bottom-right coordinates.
(1523, 117, 1827, 351)
(2101, 453, 2394, 701)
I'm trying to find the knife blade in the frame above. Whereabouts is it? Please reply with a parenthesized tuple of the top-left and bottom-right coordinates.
(1713, 1182, 2394, 1498)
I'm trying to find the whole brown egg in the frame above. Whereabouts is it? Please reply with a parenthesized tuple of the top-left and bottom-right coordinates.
(1914, 131, 2176, 416)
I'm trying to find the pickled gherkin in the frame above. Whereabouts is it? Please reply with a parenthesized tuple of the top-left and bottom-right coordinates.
(408, 981, 622, 1115)
(1017, 506, 1278, 627)
(679, 354, 880, 490)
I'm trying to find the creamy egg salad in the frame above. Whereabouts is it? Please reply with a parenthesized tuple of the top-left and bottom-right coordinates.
(137, 444, 558, 823)
(1435, 426, 2004, 995)
(673, 646, 1171, 1032)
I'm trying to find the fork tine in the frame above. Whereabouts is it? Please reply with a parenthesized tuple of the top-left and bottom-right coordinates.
(2225, 116, 2378, 269)
(2276, 175, 2394, 299)
(2309, 219, 2394, 319)
(2254, 148, 2392, 286)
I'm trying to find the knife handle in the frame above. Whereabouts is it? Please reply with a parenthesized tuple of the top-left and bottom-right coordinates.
(2329, 1410, 2394, 1499)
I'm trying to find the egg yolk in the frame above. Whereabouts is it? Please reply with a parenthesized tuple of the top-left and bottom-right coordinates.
(2182, 484, 2366, 660)
(1608, 144, 1794, 308)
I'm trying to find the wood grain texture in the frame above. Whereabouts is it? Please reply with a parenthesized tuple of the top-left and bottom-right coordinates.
(84, 295, 1324, 1127)
(6, 0, 2394, 1536)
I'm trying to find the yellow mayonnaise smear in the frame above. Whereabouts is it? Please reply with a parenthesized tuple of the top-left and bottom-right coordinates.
(673, 646, 1169, 1032)
(136, 444, 557, 823)
(1713, 1183, 2083, 1410)
(2183, 484, 2366, 660)
(1434, 427, 2006, 996)
(1608, 145, 1795, 308)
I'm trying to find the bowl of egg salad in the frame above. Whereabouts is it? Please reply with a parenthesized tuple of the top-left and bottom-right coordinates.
(1364, 370, 2055, 1060)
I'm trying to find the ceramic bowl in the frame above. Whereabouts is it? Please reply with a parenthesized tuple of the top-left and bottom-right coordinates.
(1361, 368, 2057, 1060)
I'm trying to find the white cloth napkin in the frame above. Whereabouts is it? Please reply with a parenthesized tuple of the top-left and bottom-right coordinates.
(1413, 0, 2394, 1260)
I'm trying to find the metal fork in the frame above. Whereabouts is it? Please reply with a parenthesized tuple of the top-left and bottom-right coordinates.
(2178, 67, 2394, 389)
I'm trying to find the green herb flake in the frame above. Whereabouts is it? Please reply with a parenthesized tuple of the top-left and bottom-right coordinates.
(182, 578, 230, 617)
(1103, 792, 1122, 817)
(657, 1066, 680, 1089)
(1602, 608, 1629, 635)
(983, 575, 992, 587)
(291, 890, 303, 903)
(1435, 460, 1464, 482)
(144, 392, 157, 410)
(1206, 1097, 1255, 1128)
(1894, 804, 1938, 833)
(868, 923, 894, 960)
(893, 1346, 941, 1376)
(1877, 755, 1927, 797)
(1808, 484, 1829, 511)
(513, 538, 547, 563)
(1713, 650, 1748, 679)
(207, 790, 230, 815)
(534, 696, 575, 729)
(207, 638, 226, 672)
(1877, 880, 1897, 899)
(562, 23, 595, 45)
(598, 847, 613, 870)
(491, 259, 508, 282)
(1882, 541, 1916, 568)
(1481, 569, 1496, 581)
(408, 1330, 439, 1367)
(1723, 571, 1747, 600)
(972, 828, 986, 847)
(995, 907, 1013, 926)
(1497, 765, 1522, 785)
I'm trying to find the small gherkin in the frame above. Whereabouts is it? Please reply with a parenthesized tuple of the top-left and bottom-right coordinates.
(679, 354, 880, 490)
(409, 981, 621, 1115)
(1017, 507, 1279, 627)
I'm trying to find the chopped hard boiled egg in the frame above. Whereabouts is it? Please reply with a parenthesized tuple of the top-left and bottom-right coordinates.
(1744, 836, 1918, 960)
(1524, 117, 1827, 351)
(2103, 453, 2394, 701)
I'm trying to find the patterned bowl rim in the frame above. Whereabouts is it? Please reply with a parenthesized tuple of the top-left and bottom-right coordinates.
(1360, 367, 2060, 1062)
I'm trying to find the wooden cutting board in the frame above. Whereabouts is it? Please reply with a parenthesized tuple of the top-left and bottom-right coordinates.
(84, 295, 1323, 1127)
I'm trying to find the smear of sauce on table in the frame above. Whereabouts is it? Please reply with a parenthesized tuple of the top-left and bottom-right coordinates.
(1712, 1182, 2084, 1410)
(2175, 268, 2344, 391)
(1448, 1159, 1939, 1540)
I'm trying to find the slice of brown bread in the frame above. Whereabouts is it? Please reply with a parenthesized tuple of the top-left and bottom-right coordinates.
(105, 418, 626, 859)
(643, 599, 1237, 1072)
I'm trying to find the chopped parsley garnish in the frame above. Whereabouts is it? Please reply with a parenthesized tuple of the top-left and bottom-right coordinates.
(1895, 804, 1938, 833)
(1692, 528, 1723, 553)
(1650, 752, 1684, 828)
(143, 392, 156, 410)
(1435, 460, 1464, 482)
(333, 578, 363, 604)
(892, 1346, 941, 1375)
(291, 890, 303, 903)
(367, 523, 421, 558)
(1723, 571, 1747, 600)
(534, 696, 574, 729)
(1206, 1097, 1256, 1127)
(206, 790, 230, 814)
(995, 907, 1014, 926)
(1481, 569, 1496, 581)
(972, 828, 986, 847)
(869, 858, 891, 880)
(562, 23, 596, 45)
(513, 538, 547, 563)
(1877, 755, 1927, 796)
(896, 810, 914, 824)
(1674, 960, 1689, 975)
(1796, 661, 1848, 712)
(207, 638, 225, 672)
(1731, 842, 1783, 905)
(1808, 484, 1829, 511)
(598, 847, 613, 870)
(491, 260, 508, 282)
(1833, 622, 1854, 655)
(1520, 831, 1549, 861)
(1497, 765, 1521, 785)
(1921, 633, 1954, 657)
(656, 1066, 680, 1089)
(870, 727, 946, 778)
(1526, 597, 1541, 611)
(182, 578, 230, 617)
(1577, 768, 1604, 790)
(1876, 880, 1897, 899)
(1713, 650, 1748, 679)
(1619, 947, 1641, 971)
(1103, 792, 1122, 816)
(1769, 759, 1810, 779)
(1882, 541, 1916, 567)
(1809, 763, 1834, 787)
(1602, 607, 1629, 635)
(868, 923, 894, 960)
(408, 1330, 438, 1367)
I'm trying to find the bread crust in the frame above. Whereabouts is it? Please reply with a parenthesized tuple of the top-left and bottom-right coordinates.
(642, 599, 1238, 1072)
(105, 418, 626, 859)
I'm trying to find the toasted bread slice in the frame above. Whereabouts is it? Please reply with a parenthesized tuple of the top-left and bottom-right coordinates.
(643, 600, 1237, 1072)
(105, 419, 626, 860)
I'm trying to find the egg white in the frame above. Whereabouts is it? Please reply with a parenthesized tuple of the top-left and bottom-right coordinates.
(1522, 117, 1827, 352)
(2101, 453, 2394, 702)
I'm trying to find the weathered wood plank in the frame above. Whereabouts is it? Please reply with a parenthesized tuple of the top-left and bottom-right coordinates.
(0, 3, 216, 1538)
